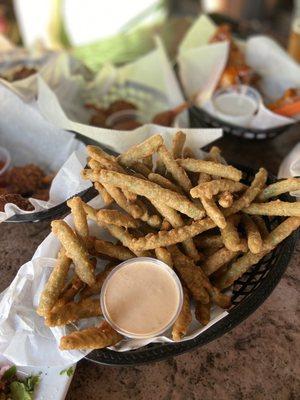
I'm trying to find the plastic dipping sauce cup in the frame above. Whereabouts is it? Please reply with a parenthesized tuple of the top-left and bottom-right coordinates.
(212, 85, 262, 127)
(100, 257, 183, 339)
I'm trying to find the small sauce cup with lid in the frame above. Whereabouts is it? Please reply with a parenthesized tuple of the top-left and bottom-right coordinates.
(212, 84, 262, 127)
(100, 257, 183, 339)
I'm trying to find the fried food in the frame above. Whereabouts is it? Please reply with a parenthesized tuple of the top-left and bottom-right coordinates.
(38, 133, 300, 350)
(80, 265, 116, 299)
(86, 145, 136, 202)
(178, 159, 242, 181)
(209, 24, 256, 88)
(60, 320, 122, 350)
(217, 217, 300, 289)
(0, 193, 34, 212)
(135, 199, 162, 228)
(94, 182, 114, 206)
(150, 198, 200, 261)
(94, 238, 134, 261)
(100, 183, 143, 219)
(5, 164, 45, 195)
(243, 200, 300, 217)
(67, 197, 89, 246)
(155, 247, 173, 267)
(172, 131, 186, 159)
(152, 103, 189, 126)
(251, 215, 269, 239)
(200, 196, 226, 229)
(82, 203, 98, 221)
(218, 191, 233, 208)
(257, 178, 300, 201)
(148, 173, 182, 194)
(109, 100, 137, 114)
(97, 169, 204, 220)
(241, 214, 263, 254)
(103, 223, 151, 257)
(53, 274, 84, 310)
(191, 179, 245, 199)
(11, 66, 36, 81)
(172, 287, 192, 341)
(220, 215, 247, 252)
(97, 209, 140, 228)
(51, 220, 95, 286)
(0, 163, 53, 210)
(182, 147, 196, 158)
(143, 155, 153, 170)
(195, 300, 211, 326)
(201, 246, 239, 276)
(158, 144, 192, 193)
(194, 234, 223, 249)
(171, 246, 231, 309)
(45, 297, 102, 327)
(112, 120, 142, 130)
(268, 88, 300, 116)
(224, 168, 267, 216)
(171, 246, 209, 304)
(90, 112, 107, 128)
(89, 99, 137, 128)
(37, 248, 71, 316)
(130, 217, 216, 251)
(118, 135, 163, 167)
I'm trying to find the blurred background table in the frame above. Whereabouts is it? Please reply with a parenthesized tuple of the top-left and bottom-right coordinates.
(0, 126, 299, 400)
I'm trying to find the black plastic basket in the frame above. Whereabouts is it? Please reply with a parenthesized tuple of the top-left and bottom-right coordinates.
(4, 132, 116, 223)
(189, 106, 296, 140)
(85, 165, 299, 366)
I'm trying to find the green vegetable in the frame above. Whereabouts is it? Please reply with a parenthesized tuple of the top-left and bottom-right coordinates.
(10, 382, 32, 400)
(9, 374, 40, 400)
(3, 365, 17, 380)
(24, 375, 40, 393)
(59, 366, 74, 377)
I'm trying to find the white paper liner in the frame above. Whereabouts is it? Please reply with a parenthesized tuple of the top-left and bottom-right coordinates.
(36, 77, 222, 154)
(0, 80, 91, 222)
(178, 14, 297, 129)
(278, 143, 300, 199)
(0, 131, 228, 367)
(32, 38, 195, 142)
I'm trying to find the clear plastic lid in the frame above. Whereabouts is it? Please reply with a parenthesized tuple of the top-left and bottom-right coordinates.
(100, 257, 183, 339)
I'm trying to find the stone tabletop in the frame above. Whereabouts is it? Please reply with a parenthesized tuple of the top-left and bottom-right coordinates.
(0, 127, 299, 400)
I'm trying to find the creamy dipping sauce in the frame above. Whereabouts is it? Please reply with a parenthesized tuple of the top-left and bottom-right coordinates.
(214, 93, 257, 117)
(101, 258, 182, 338)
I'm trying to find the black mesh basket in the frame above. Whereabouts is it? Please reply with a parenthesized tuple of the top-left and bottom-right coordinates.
(189, 106, 296, 140)
(85, 165, 299, 366)
(5, 132, 110, 223)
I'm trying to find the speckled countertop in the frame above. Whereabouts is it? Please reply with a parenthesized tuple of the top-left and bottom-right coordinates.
(0, 128, 299, 400)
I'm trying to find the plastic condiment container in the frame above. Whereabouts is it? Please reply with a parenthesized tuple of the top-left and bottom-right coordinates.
(0, 146, 11, 176)
(100, 257, 183, 339)
(212, 85, 262, 127)
(106, 109, 147, 129)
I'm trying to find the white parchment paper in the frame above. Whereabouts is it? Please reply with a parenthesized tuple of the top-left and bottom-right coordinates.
(178, 14, 296, 129)
(0, 130, 228, 367)
(278, 143, 300, 199)
(34, 38, 195, 143)
(0, 80, 91, 222)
